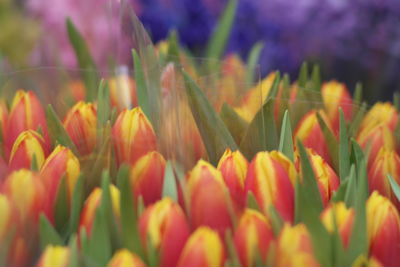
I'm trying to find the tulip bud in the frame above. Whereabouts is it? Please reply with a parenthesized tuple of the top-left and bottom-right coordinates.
(9, 130, 47, 171)
(112, 107, 157, 166)
(295, 110, 333, 164)
(1, 169, 45, 223)
(367, 191, 400, 267)
(139, 198, 190, 267)
(245, 151, 295, 222)
(107, 249, 146, 267)
(217, 149, 248, 212)
(63, 101, 97, 155)
(275, 223, 320, 267)
(234, 209, 274, 267)
(352, 256, 383, 267)
(321, 81, 353, 133)
(177, 227, 225, 267)
(79, 185, 120, 236)
(0, 194, 11, 240)
(304, 149, 340, 206)
(5, 90, 49, 158)
(40, 145, 80, 221)
(108, 72, 137, 110)
(357, 125, 395, 167)
(187, 160, 233, 235)
(360, 102, 398, 135)
(130, 151, 165, 206)
(36, 245, 70, 267)
(321, 202, 354, 247)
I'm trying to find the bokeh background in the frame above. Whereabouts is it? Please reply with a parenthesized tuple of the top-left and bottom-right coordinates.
(1, 0, 400, 102)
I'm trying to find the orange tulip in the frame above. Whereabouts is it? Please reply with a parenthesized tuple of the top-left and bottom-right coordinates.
(367, 192, 400, 267)
(112, 107, 157, 166)
(36, 245, 70, 267)
(5, 90, 49, 158)
(63, 101, 97, 155)
(359, 102, 398, 135)
(8, 130, 47, 171)
(177, 227, 225, 267)
(107, 249, 146, 267)
(245, 151, 295, 222)
(321, 202, 355, 247)
(186, 160, 233, 236)
(234, 209, 274, 267)
(139, 198, 190, 267)
(217, 149, 248, 212)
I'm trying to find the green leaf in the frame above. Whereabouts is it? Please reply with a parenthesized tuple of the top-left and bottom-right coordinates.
(388, 174, 400, 201)
(162, 161, 178, 201)
(166, 30, 180, 64)
(66, 18, 98, 101)
(278, 74, 291, 124)
(247, 192, 261, 212)
(331, 178, 349, 203)
(268, 205, 283, 236)
(68, 175, 84, 235)
(349, 102, 367, 138)
(344, 165, 357, 207)
(339, 109, 350, 181)
(54, 176, 69, 233)
(68, 235, 80, 267)
(278, 110, 294, 162)
(182, 70, 238, 165)
(224, 230, 241, 267)
(245, 42, 264, 86)
(133, 49, 150, 119)
(266, 72, 281, 100)
(117, 165, 143, 256)
(297, 62, 308, 88)
(46, 105, 79, 156)
(96, 79, 110, 145)
(353, 82, 363, 105)
(220, 103, 249, 144)
(39, 215, 63, 249)
(316, 112, 339, 172)
(31, 154, 39, 171)
(240, 99, 278, 160)
(206, 0, 238, 65)
(146, 234, 159, 267)
(311, 64, 321, 91)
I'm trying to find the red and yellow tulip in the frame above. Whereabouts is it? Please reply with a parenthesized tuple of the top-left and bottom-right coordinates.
(35, 245, 70, 267)
(107, 249, 146, 267)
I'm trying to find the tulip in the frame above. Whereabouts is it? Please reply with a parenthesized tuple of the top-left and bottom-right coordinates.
(1, 169, 45, 223)
(234, 209, 274, 267)
(8, 236, 30, 267)
(294, 110, 332, 164)
(302, 149, 340, 206)
(351, 256, 383, 267)
(5, 90, 49, 158)
(8, 130, 47, 171)
(321, 202, 355, 247)
(63, 101, 97, 155)
(107, 249, 146, 267)
(0, 194, 11, 240)
(187, 160, 233, 235)
(321, 80, 353, 133)
(130, 151, 165, 206)
(36, 245, 70, 267)
(112, 107, 157, 166)
(40, 145, 80, 221)
(275, 223, 320, 267)
(177, 226, 225, 267)
(217, 149, 248, 212)
(359, 102, 398, 135)
(367, 191, 400, 267)
(245, 151, 295, 222)
(357, 124, 395, 167)
(79, 185, 120, 236)
(109, 72, 137, 110)
(139, 198, 190, 267)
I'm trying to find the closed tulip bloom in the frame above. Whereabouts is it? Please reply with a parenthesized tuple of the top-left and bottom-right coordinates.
(112, 107, 157, 166)
(139, 198, 190, 267)
(294, 110, 332, 164)
(352, 256, 383, 267)
(245, 151, 295, 222)
(79, 185, 120, 236)
(359, 102, 398, 136)
(108, 73, 137, 110)
(0, 194, 11, 240)
(368, 148, 400, 209)
(187, 160, 233, 235)
(321, 81, 353, 133)
(40, 145, 80, 221)
(367, 192, 400, 267)
(234, 209, 274, 267)
(63, 101, 97, 155)
(275, 223, 320, 267)
(177, 227, 225, 267)
(107, 249, 146, 267)
(217, 149, 248, 212)
(1, 169, 45, 223)
(36, 245, 70, 267)
(5, 90, 49, 158)
(321, 202, 355, 247)
(130, 151, 165, 206)
(9, 130, 47, 171)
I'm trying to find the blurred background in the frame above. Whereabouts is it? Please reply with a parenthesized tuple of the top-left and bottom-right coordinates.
(1, 0, 400, 102)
